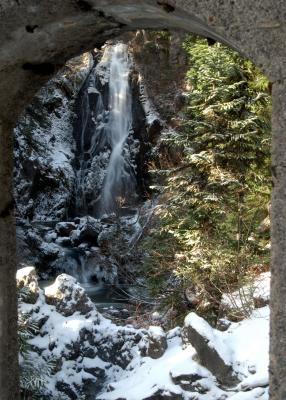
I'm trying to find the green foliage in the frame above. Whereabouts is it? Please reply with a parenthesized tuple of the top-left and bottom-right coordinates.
(18, 289, 55, 399)
(142, 36, 271, 324)
(20, 357, 55, 400)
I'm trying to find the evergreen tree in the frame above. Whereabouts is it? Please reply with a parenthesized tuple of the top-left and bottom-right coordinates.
(141, 36, 271, 324)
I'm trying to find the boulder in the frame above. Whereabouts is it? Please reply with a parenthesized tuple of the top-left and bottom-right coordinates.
(72, 216, 101, 245)
(44, 230, 57, 243)
(55, 221, 76, 236)
(170, 370, 208, 391)
(183, 313, 240, 387)
(170, 345, 211, 392)
(16, 266, 39, 303)
(140, 326, 167, 359)
(55, 236, 72, 247)
(44, 274, 94, 316)
(143, 389, 183, 400)
(25, 228, 42, 249)
(39, 242, 60, 261)
(97, 224, 118, 250)
(216, 318, 231, 332)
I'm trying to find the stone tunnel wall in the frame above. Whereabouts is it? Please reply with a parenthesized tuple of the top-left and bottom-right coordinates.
(0, 1, 286, 399)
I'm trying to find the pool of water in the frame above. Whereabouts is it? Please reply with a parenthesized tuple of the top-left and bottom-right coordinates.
(39, 280, 131, 310)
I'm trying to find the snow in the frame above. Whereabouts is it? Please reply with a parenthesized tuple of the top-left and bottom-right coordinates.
(221, 272, 270, 311)
(97, 335, 223, 400)
(14, 52, 93, 221)
(229, 388, 268, 400)
(98, 306, 269, 400)
(148, 325, 166, 338)
(88, 87, 100, 94)
(226, 307, 269, 380)
(16, 266, 35, 280)
(18, 264, 270, 400)
(138, 77, 161, 125)
(185, 307, 269, 383)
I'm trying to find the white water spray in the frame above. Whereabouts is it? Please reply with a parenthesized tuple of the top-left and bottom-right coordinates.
(100, 43, 134, 214)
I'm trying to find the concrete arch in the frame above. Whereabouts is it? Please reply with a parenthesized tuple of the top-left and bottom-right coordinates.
(0, 1, 285, 399)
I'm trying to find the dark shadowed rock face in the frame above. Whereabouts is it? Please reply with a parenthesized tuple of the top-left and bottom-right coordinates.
(130, 31, 188, 123)
(14, 53, 93, 221)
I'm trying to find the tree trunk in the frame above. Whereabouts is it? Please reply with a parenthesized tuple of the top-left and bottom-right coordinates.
(270, 79, 286, 399)
(0, 119, 19, 398)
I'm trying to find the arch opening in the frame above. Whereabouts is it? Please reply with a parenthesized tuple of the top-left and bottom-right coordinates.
(0, 2, 286, 399)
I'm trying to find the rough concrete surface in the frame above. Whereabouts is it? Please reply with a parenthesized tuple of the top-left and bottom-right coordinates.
(0, 0, 285, 398)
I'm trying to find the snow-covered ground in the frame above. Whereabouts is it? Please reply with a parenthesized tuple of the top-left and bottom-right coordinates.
(98, 307, 269, 400)
(18, 268, 270, 400)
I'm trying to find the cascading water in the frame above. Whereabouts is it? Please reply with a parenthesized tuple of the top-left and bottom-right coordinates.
(64, 42, 145, 291)
(72, 43, 137, 218)
(100, 43, 134, 215)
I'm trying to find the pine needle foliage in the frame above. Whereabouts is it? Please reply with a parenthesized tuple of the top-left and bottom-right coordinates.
(142, 36, 271, 324)
(18, 288, 55, 399)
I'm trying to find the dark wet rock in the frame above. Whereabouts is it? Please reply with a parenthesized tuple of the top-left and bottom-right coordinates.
(72, 217, 101, 246)
(147, 118, 163, 144)
(171, 371, 205, 388)
(39, 242, 61, 261)
(216, 318, 231, 332)
(97, 224, 119, 250)
(55, 236, 72, 247)
(16, 225, 34, 263)
(55, 221, 76, 236)
(171, 371, 210, 393)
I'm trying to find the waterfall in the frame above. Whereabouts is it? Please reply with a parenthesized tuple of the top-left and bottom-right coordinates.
(72, 43, 137, 218)
(100, 43, 134, 215)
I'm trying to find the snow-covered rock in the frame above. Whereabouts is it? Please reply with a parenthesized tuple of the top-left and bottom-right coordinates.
(18, 268, 270, 400)
(19, 272, 144, 399)
(39, 242, 61, 261)
(183, 307, 269, 391)
(44, 274, 94, 317)
(183, 312, 240, 386)
(14, 52, 93, 221)
(97, 223, 119, 250)
(140, 326, 168, 359)
(71, 216, 101, 246)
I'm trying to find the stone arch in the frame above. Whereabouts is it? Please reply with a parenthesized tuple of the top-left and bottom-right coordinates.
(0, 1, 285, 399)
